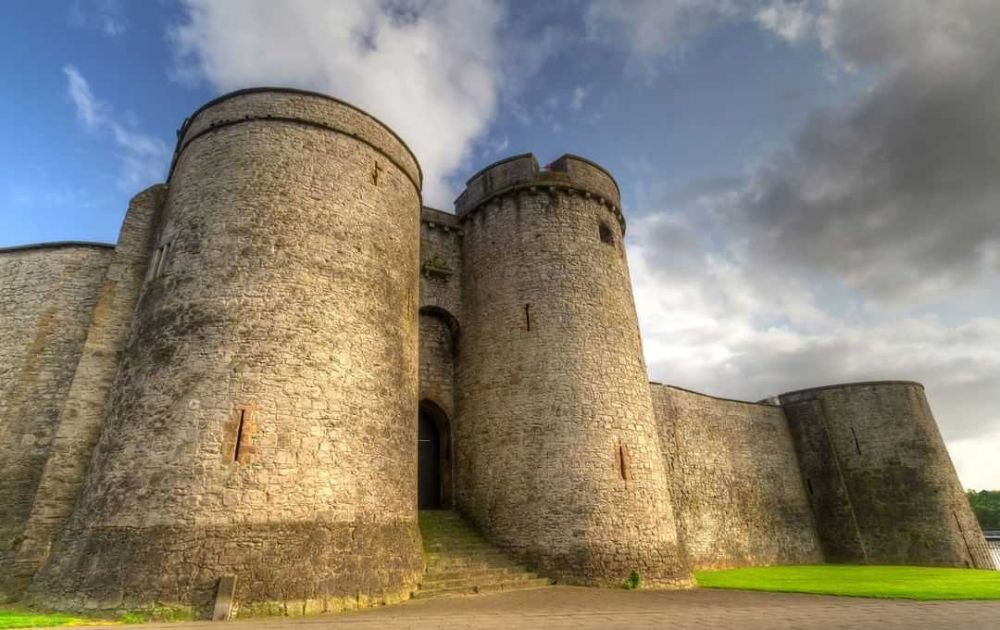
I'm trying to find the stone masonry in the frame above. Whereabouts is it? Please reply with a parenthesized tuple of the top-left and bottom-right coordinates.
(0, 87, 993, 615)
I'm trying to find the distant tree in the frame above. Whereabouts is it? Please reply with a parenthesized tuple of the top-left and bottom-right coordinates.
(966, 490, 1000, 530)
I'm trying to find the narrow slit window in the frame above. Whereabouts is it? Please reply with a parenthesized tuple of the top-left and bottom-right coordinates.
(524, 303, 531, 331)
(599, 222, 614, 245)
(148, 248, 162, 280)
(851, 426, 862, 455)
(806, 478, 814, 495)
(618, 444, 630, 481)
(233, 408, 247, 462)
(150, 239, 173, 280)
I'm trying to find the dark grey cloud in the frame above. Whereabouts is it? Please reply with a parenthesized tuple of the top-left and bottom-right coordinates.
(628, 1, 1000, 487)
(739, 0, 1000, 301)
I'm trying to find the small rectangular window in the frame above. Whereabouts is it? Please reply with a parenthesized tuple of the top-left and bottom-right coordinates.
(599, 222, 615, 245)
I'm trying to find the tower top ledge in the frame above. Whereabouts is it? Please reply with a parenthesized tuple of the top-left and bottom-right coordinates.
(455, 153, 622, 227)
(169, 87, 422, 191)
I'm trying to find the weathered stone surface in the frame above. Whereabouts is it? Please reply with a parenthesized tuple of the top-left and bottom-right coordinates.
(10, 186, 165, 595)
(454, 157, 690, 587)
(418, 207, 461, 417)
(0, 87, 990, 615)
(0, 244, 112, 598)
(652, 385, 824, 569)
(27, 89, 423, 611)
(781, 382, 995, 569)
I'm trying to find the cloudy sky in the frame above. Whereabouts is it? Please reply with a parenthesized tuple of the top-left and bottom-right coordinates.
(1, 0, 997, 488)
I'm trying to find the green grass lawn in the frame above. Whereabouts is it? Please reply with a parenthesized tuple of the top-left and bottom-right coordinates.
(695, 565, 1000, 600)
(0, 607, 129, 629)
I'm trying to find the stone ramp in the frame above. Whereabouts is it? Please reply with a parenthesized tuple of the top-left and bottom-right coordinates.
(415, 510, 551, 599)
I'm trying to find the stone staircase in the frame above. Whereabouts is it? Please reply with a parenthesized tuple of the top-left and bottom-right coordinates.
(414, 510, 551, 599)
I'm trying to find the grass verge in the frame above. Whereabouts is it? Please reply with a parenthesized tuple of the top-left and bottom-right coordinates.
(0, 606, 151, 629)
(0, 609, 107, 629)
(695, 565, 1000, 600)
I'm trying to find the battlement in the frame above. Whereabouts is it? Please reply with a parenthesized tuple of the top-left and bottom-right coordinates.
(170, 87, 422, 192)
(455, 153, 624, 231)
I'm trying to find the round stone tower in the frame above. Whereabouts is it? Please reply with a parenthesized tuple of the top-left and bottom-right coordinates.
(453, 154, 690, 586)
(30, 89, 424, 611)
(780, 381, 995, 570)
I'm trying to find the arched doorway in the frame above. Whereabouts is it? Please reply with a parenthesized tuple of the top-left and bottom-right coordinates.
(418, 409, 442, 509)
(418, 399, 452, 510)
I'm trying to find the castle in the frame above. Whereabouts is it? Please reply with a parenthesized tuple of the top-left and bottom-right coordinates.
(0, 87, 994, 615)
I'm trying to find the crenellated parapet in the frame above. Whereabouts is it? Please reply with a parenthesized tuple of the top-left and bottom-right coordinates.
(455, 153, 625, 233)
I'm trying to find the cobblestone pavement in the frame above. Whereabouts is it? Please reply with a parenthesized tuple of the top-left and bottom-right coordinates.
(103, 586, 1000, 630)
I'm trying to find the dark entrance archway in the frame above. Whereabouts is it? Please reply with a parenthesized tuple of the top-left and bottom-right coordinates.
(417, 399, 452, 510)
(418, 409, 442, 509)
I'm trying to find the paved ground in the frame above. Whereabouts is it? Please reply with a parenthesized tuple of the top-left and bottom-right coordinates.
(106, 586, 1000, 630)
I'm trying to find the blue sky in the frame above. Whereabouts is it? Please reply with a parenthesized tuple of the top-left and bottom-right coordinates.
(0, 0, 860, 244)
(2, 0, 998, 488)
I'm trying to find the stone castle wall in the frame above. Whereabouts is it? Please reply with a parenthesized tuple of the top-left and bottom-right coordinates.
(0, 86, 992, 614)
(453, 154, 689, 587)
(10, 187, 166, 596)
(781, 382, 995, 569)
(28, 89, 424, 612)
(0, 244, 113, 597)
(651, 385, 823, 569)
(418, 207, 462, 417)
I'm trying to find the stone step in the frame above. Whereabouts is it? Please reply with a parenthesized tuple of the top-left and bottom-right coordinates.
(411, 578, 551, 600)
(424, 565, 531, 581)
(415, 510, 551, 601)
(421, 572, 543, 591)
(423, 551, 521, 566)
(422, 533, 490, 543)
(425, 543, 497, 553)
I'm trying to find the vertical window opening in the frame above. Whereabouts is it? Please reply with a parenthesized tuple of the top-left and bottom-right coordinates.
(234, 408, 247, 463)
(851, 426, 862, 455)
(599, 222, 614, 245)
(617, 444, 630, 481)
(149, 248, 162, 279)
(806, 478, 814, 495)
(150, 239, 173, 280)
(524, 303, 531, 331)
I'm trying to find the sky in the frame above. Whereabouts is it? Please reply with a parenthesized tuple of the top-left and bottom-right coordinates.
(1, 0, 998, 488)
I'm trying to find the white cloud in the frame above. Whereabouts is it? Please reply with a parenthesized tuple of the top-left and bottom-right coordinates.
(622, 0, 1000, 490)
(481, 134, 509, 158)
(69, 0, 127, 37)
(170, 0, 509, 208)
(585, 0, 741, 75)
(629, 207, 1000, 489)
(63, 65, 169, 191)
(65, 65, 104, 128)
(569, 86, 586, 111)
(948, 426, 1000, 491)
(755, 1, 815, 43)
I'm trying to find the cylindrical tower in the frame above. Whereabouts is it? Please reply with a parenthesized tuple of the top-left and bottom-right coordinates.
(780, 381, 995, 569)
(30, 89, 425, 611)
(454, 154, 690, 586)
